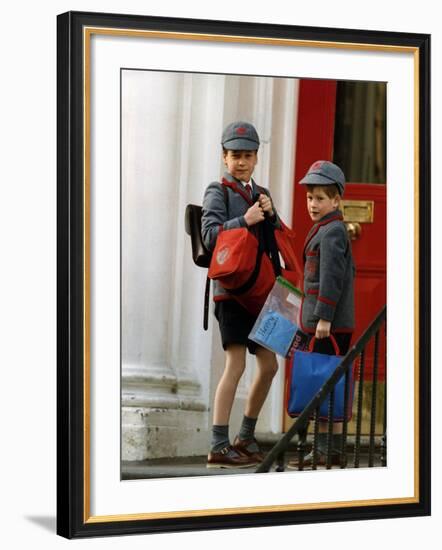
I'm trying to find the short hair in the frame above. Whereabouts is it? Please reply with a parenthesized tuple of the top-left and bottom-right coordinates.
(306, 183, 340, 199)
(222, 147, 258, 154)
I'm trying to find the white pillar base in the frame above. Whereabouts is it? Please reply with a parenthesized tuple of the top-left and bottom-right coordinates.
(122, 365, 209, 461)
(122, 407, 209, 461)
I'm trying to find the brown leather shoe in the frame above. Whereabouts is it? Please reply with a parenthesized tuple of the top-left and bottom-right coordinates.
(207, 445, 259, 469)
(287, 451, 348, 470)
(232, 436, 265, 463)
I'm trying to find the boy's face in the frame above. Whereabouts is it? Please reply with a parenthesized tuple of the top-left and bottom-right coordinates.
(223, 149, 258, 182)
(306, 186, 340, 222)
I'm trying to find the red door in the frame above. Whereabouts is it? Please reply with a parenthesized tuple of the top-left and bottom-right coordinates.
(291, 79, 386, 380)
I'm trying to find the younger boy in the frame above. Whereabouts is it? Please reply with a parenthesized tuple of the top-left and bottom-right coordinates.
(289, 160, 355, 468)
(201, 121, 280, 468)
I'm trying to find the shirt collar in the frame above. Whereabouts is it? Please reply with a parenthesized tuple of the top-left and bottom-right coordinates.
(316, 210, 343, 224)
(224, 171, 253, 188)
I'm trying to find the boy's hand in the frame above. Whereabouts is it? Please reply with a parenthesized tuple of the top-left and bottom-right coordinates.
(244, 201, 265, 226)
(258, 194, 274, 217)
(315, 319, 331, 339)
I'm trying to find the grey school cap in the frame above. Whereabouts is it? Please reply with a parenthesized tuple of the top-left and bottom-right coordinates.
(299, 160, 346, 196)
(221, 121, 260, 151)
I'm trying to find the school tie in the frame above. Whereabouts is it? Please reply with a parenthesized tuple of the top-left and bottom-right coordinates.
(244, 183, 252, 198)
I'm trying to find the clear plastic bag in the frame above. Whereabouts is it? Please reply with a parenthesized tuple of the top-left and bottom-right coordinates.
(249, 276, 303, 357)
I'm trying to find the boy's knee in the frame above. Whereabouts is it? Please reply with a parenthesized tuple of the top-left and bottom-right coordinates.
(228, 361, 246, 381)
(256, 350, 278, 378)
(225, 345, 247, 379)
(266, 360, 279, 378)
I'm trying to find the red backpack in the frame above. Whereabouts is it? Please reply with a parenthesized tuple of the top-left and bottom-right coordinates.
(185, 181, 302, 328)
(208, 183, 302, 316)
(208, 227, 276, 315)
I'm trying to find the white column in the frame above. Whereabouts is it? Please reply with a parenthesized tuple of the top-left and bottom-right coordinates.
(121, 70, 228, 460)
(169, 73, 227, 401)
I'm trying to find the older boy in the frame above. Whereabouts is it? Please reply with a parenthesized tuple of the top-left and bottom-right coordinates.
(289, 160, 355, 468)
(201, 121, 279, 468)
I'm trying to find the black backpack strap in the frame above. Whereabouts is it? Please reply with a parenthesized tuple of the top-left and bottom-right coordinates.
(203, 183, 229, 331)
(263, 219, 282, 277)
(203, 276, 210, 330)
(254, 185, 282, 277)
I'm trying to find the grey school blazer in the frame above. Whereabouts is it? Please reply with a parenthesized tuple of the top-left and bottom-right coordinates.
(201, 171, 280, 302)
(300, 211, 355, 334)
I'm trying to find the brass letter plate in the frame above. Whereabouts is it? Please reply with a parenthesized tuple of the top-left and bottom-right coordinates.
(340, 200, 374, 223)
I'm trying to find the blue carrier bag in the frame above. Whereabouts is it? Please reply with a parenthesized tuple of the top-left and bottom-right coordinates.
(287, 336, 354, 421)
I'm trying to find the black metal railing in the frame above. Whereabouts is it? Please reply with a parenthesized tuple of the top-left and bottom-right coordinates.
(256, 306, 387, 473)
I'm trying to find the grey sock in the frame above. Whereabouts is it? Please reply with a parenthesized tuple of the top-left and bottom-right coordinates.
(238, 415, 258, 441)
(317, 433, 343, 455)
(238, 416, 259, 452)
(316, 433, 328, 454)
(333, 434, 344, 453)
(211, 425, 230, 452)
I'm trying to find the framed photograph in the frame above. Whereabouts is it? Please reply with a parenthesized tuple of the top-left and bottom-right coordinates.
(57, 11, 431, 538)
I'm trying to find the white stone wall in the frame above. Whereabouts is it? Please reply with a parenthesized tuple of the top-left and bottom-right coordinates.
(121, 70, 299, 460)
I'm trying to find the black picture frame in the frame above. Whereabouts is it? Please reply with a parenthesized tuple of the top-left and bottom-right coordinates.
(57, 10, 431, 539)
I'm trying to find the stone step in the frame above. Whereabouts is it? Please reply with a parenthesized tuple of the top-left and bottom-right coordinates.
(122, 449, 383, 479)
